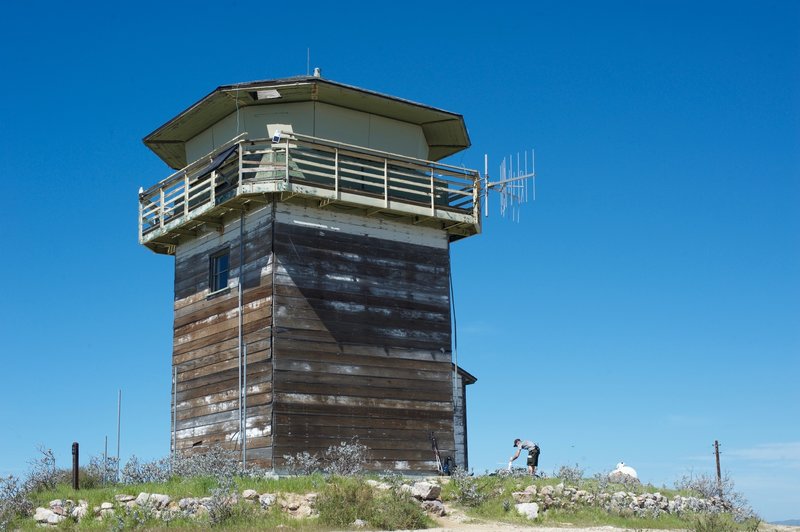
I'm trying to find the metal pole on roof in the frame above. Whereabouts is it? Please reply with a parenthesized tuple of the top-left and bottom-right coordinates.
(116, 389, 121, 482)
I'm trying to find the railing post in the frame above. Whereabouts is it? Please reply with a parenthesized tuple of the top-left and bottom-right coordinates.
(237, 141, 243, 196)
(210, 170, 217, 207)
(159, 187, 165, 229)
(184, 174, 190, 217)
(384, 158, 389, 208)
(473, 171, 480, 224)
(138, 193, 143, 242)
(430, 168, 435, 216)
(334, 148, 339, 199)
(285, 136, 290, 184)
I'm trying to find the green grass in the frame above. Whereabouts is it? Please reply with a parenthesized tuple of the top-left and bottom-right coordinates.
(5, 473, 760, 531)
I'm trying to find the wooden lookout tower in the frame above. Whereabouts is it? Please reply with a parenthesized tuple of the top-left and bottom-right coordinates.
(139, 75, 480, 473)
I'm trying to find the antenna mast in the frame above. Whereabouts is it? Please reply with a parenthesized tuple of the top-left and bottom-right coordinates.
(482, 149, 536, 221)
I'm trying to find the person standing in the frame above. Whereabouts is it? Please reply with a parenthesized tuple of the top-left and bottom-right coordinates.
(510, 438, 540, 476)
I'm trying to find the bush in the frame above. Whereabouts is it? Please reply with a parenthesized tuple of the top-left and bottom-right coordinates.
(449, 467, 487, 507)
(323, 437, 368, 476)
(316, 477, 374, 526)
(369, 491, 429, 530)
(84, 454, 119, 487)
(674, 472, 757, 522)
(173, 446, 242, 480)
(316, 477, 428, 530)
(120, 455, 171, 484)
(23, 447, 63, 493)
(0, 475, 33, 531)
(206, 476, 237, 526)
(554, 463, 584, 485)
(282, 451, 321, 476)
(591, 471, 609, 494)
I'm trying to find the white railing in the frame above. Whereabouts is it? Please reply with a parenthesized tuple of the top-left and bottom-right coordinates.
(139, 133, 480, 242)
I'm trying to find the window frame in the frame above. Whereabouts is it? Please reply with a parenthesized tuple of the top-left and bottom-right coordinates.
(209, 249, 230, 294)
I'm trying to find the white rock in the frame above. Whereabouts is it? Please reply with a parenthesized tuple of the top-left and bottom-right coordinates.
(72, 504, 88, 520)
(242, 489, 259, 501)
(353, 518, 367, 528)
(48, 499, 63, 509)
(515, 502, 540, 520)
(34, 507, 54, 523)
(179, 497, 199, 510)
(150, 494, 171, 509)
(115, 494, 136, 503)
(422, 500, 447, 516)
(135, 492, 151, 506)
(366, 479, 391, 490)
(411, 481, 441, 500)
(259, 493, 276, 508)
(46, 513, 66, 524)
(100, 502, 114, 510)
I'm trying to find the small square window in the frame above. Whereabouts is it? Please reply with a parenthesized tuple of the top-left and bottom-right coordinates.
(210, 251, 230, 292)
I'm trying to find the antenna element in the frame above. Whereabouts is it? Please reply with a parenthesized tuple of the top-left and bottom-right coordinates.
(482, 149, 536, 221)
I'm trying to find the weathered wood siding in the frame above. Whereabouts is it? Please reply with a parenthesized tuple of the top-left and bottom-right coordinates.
(271, 204, 455, 472)
(172, 205, 274, 466)
(453, 368, 475, 470)
(170, 201, 460, 472)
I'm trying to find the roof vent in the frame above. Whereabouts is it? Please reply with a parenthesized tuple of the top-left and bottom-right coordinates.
(255, 89, 281, 100)
(313, 67, 322, 78)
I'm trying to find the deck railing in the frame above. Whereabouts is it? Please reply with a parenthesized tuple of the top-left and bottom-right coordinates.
(139, 132, 480, 242)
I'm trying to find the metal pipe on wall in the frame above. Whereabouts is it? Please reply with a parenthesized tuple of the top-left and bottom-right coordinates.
(238, 209, 246, 469)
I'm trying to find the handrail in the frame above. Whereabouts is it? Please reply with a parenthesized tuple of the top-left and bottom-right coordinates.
(139, 133, 480, 242)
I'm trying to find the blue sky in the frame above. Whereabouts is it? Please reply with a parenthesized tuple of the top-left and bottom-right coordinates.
(1, 0, 797, 522)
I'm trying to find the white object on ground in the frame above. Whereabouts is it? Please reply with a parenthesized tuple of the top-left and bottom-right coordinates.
(609, 462, 638, 479)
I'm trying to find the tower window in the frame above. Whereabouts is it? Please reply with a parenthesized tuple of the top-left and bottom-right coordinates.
(210, 251, 230, 292)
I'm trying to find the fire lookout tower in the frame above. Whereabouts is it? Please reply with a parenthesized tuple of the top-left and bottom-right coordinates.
(139, 75, 480, 473)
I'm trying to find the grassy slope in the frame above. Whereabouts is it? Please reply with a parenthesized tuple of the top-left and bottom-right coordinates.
(8, 474, 759, 531)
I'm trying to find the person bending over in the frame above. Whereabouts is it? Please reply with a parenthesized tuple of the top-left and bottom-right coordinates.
(510, 438, 540, 476)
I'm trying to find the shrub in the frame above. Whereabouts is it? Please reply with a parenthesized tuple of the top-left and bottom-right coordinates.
(554, 463, 584, 485)
(282, 451, 321, 476)
(316, 477, 374, 526)
(317, 477, 428, 530)
(674, 471, 757, 522)
(173, 446, 242, 480)
(369, 490, 429, 530)
(120, 455, 171, 484)
(323, 437, 368, 476)
(591, 471, 609, 494)
(449, 467, 486, 507)
(84, 454, 119, 487)
(206, 475, 237, 526)
(0, 475, 33, 531)
(23, 447, 69, 493)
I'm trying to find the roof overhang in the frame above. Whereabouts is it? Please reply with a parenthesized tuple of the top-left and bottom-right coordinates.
(143, 76, 471, 169)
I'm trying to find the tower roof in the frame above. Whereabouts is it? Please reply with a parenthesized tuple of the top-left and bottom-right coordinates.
(143, 76, 471, 170)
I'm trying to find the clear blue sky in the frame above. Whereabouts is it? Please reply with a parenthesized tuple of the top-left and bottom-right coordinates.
(1, 0, 797, 522)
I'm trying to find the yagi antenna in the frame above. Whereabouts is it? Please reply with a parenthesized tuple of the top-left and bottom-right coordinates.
(482, 149, 536, 221)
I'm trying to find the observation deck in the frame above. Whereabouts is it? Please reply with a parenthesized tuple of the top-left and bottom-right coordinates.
(139, 132, 481, 255)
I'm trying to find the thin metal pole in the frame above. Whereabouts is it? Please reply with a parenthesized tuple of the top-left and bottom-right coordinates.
(714, 440, 722, 497)
(116, 390, 121, 482)
(242, 343, 247, 470)
(239, 210, 246, 466)
(103, 436, 108, 484)
(172, 366, 177, 464)
(484, 154, 489, 218)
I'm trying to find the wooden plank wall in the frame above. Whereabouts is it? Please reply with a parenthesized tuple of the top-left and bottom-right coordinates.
(172, 205, 274, 466)
(271, 204, 455, 472)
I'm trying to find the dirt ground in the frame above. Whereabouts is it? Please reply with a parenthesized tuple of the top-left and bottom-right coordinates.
(419, 508, 800, 532)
